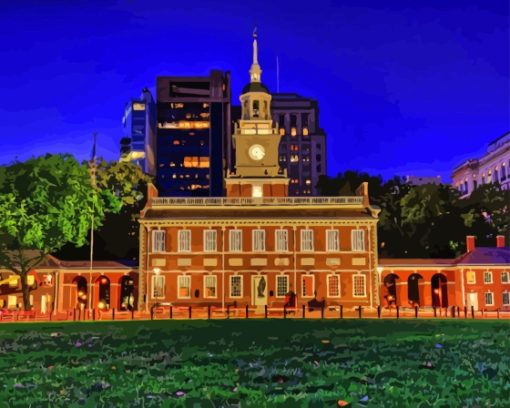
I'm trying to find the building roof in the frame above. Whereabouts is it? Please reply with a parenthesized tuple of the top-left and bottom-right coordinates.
(242, 82, 270, 94)
(455, 247, 510, 266)
(379, 258, 456, 267)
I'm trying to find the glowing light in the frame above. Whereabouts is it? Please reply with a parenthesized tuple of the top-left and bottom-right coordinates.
(98, 301, 106, 310)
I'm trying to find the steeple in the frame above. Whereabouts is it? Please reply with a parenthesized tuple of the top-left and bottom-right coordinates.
(249, 27, 262, 83)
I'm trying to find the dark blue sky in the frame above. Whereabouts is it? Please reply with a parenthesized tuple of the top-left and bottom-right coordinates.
(1, 0, 508, 181)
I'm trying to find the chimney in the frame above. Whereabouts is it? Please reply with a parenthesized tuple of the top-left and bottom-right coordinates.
(496, 235, 506, 248)
(466, 236, 476, 252)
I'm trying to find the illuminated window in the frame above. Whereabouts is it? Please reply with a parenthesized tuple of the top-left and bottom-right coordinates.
(353, 275, 366, 297)
(178, 275, 191, 299)
(152, 275, 165, 299)
(327, 275, 340, 297)
(204, 230, 217, 252)
(301, 275, 314, 297)
(204, 275, 217, 298)
(132, 103, 145, 111)
(230, 275, 243, 298)
(351, 229, 365, 252)
(300, 229, 314, 252)
(276, 275, 289, 298)
(252, 185, 263, 198)
(279, 128, 285, 136)
(229, 230, 242, 252)
(305, 179, 312, 185)
(174, 103, 184, 109)
(466, 271, 476, 284)
(173, 140, 180, 145)
(303, 127, 309, 136)
(203, 103, 209, 109)
(291, 127, 297, 136)
(152, 230, 166, 252)
(290, 155, 299, 162)
(183, 156, 210, 168)
(275, 229, 288, 252)
(178, 230, 191, 252)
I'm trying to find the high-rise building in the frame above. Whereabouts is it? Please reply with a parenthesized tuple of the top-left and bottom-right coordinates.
(155, 71, 231, 197)
(271, 93, 327, 196)
(120, 88, 156, 175)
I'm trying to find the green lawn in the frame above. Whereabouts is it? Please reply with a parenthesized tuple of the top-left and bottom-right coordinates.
(0, 319, 508, 407)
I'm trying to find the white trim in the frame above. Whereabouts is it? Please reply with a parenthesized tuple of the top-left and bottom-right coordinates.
(327, 274, 341, 298)
(275, 229, 289, 252)
(326, 229, 340, 252)
(466, 270, 476, 284)
(501, 271, 510, 284)
(483, 271, 493, 284)
(301, 274, 315, 298)
(252, 229, 265, 252)
(151, 275, 165, 299)
(502, 291, 510, 306)
(352, 274, 366, 297)
(484, 291, 494, 306)
(178, 230, 191, 253)
(300, 229, 314, 252)
(203, 275, 217, 299)
(351, 229, 365, 252)
(203, 229, 217, 252)
(275, 274, 289, 298)
(177, 275, 191, 299)
(152, 230, 166, 253)
(229, 275, 243, 298)
(229, 229, 242, 252)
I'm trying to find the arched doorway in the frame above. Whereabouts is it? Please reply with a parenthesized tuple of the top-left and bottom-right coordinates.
(383, 274, 399, 306)
(95, 276, 110, 310)
(431, 274, 448, 307)
(408, 274, 423, 306)
(73, 276, 88, 309)
(119, 275, 135, 311)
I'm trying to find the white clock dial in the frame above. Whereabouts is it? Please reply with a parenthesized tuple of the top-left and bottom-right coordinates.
(249, 144, 266, 161)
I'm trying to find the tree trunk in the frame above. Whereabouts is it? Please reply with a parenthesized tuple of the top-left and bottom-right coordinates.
(20, 274, 32, 311)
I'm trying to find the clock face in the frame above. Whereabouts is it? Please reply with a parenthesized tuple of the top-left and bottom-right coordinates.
(249, 144, 266, 161)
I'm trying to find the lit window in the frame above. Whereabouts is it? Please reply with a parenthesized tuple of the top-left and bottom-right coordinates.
(326, 230, 339, 252)
(484, 271, 493, 284)
(291, 127, 297, 136)
(503, 292, 510, 305)
(229, 230, 242, 252)
(300, 229, 314, 252)
(230, 275, 243, 298)
(290, 155, 299, 162)
(178, 230, 191, 252)
(276, 275, 289, 298)
(327, 275, 340, 297)
(204, 230, 217, 252)
(351, 229, 365, 252)
(253, 229, 265, 252)
(301, 275, 315, 297)
(303, 127, 309, 136)
(466, 271, 476, 284)
(152, 275, 165, 299)
(252, 185, 263, 198)
(305, 179, 311, 185)
(178, 275, 191, 299)
(173, 140, 180, 145)
(275, 229, 288, 252)
(353, 274, 366, 297)
(204, 275, 217, 298)
(152, 230, 166, 252)
(501, 271, 509, 283)
(7, 295, 17, 308)
(279, 128, 285, 136)
(132, 103, 145, 111)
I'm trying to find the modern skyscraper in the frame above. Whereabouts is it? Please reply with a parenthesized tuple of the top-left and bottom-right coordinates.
(120, 88, 156, 175)
(155, 71, 231, 197)
(271, 93, 327, 196)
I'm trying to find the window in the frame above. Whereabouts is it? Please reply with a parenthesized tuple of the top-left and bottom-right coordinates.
(484, 271, 493, 284)
(351, 229, 365, 252)
(326, 230, 339, 252)
(275, 229, 288, 252)
(484, 292, 494, 306)
(327, 275, 340, 297)
(8, 295, 17, 309)
(230, 275, 243, 298)
(229, 230, 242, 252)
(466, 271, 476, 284)
(501, 271, 510, 283)
(503, 292, 510, 306)
(252, 185, 263, 198)
(178, 230, 191, 252)
(301, 229, 314, 252)
(204, 230, 217, 252)
(353, 275, 366, 297)
(152, 275, 165, 299)
(301, 275, 315, 297)
(152, 230, 166, 252)
(178, 275, 191, 299)
(204, 275, 217, 298)
(276, 275, 289, 297)
(253, 229, 265, 252)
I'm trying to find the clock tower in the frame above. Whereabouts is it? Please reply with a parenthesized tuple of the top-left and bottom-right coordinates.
(226, 29, 289, 198)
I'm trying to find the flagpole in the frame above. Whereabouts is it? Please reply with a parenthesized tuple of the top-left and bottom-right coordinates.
(88, 132, 97, 312)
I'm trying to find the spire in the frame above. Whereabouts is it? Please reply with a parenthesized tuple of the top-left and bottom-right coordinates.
(250, 27, 262, 83)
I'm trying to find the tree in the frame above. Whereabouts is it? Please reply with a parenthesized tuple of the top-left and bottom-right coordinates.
(0, 154, 122, 310)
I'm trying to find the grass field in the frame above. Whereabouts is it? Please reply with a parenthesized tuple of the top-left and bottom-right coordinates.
(0, 319, 508, 407)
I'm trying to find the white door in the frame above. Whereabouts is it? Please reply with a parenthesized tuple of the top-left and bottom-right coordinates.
(467, 293, 478, 311)
(252, 275, 267, 306)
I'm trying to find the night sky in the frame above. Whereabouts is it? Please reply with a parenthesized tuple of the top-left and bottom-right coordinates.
(1, 0, 508, 182)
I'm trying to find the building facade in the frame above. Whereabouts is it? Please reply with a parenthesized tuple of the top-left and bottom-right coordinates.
(120, 88, 157, 175)
(452, 131, 510, 196)
(155, 71, 232, 197)
(271, 93, 327, 196)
